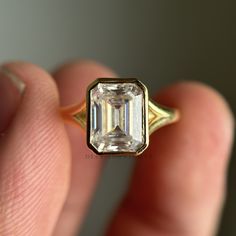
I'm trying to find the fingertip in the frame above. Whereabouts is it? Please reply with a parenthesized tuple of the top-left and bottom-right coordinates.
(154, 81, 234, 161)
(53, 60, 116, 106)
(1, 62, 62, 140)
(3, 61, 59, 97)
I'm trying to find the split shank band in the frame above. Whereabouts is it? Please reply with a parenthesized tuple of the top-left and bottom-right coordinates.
(61, 78, 180, 156)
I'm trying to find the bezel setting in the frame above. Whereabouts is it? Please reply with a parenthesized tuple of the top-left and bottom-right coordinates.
(86, 78, 149, 156)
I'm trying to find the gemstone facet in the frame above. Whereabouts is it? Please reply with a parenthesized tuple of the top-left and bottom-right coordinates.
(87, 79, 148, 155)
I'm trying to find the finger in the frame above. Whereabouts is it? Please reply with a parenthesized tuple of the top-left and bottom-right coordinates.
(0, 62, 70, 236)
(53, 60, 116, 236)
(107, 82, 234, 236)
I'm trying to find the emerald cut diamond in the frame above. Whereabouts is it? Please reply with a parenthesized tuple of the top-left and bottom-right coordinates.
(87, 79, 148, 155)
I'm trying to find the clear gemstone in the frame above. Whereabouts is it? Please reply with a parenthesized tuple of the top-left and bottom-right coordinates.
(89, 81, 147, 154)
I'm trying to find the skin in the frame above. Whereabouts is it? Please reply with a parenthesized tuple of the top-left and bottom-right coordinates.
(0, 61, 234, 236)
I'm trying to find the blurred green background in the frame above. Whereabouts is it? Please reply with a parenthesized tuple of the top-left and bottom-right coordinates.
(0, 1, 235, 235)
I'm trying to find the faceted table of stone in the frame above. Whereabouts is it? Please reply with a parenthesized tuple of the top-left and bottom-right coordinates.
(88, 81, 147, 154)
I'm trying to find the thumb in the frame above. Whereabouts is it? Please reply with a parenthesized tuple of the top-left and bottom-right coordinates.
(0, 62, 70, 236)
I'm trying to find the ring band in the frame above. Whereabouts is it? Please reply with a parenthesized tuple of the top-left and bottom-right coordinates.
(61, 78, 180, 156)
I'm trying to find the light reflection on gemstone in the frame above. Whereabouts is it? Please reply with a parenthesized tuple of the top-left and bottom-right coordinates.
(89, 81, 147, 154)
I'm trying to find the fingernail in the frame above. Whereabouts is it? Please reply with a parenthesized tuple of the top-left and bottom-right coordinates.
(0, 67, 26, 133)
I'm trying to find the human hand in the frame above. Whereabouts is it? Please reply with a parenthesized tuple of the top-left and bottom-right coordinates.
(0, 61, 234, 236)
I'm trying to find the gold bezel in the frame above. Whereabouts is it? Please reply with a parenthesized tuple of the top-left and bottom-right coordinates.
(86, 78, 149, 156)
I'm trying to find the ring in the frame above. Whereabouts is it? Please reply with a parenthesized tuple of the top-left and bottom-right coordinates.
(61, 78, 180, 156)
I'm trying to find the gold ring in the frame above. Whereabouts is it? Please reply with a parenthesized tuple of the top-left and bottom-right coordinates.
(61, 78, 180, 156)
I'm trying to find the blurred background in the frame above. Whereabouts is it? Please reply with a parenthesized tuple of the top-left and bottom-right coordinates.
(0, 1, 235, 235)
